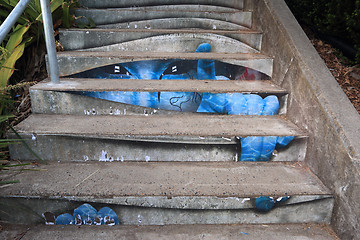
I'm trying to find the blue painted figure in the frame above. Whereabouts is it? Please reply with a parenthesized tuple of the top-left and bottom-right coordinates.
(54, 203, 119, 225)
(55, 213, 74, 225)
(255, 196, 291, 212)
(73, 43, 294, 161)
(98, 207, 120, 225)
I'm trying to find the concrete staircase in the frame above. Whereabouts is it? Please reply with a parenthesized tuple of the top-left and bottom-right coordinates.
(1, 0, 340, 239)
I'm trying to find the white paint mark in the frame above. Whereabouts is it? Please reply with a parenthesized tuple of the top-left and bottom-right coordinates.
(134, 24, 138, 29)
(241, 198, 251, 203)
(137, 214, 142, 225)
(145, 156, 151, 162)
(99, 150, 110, 162)
(85, 31, 89, 34)
(172, 66, 177, 72)
(114, 65, 120, 73)
(124, 109, 127, 115)
(212, 25, 217, 30)
(83, 155, 89, 161)
(272, 150, 278, 157)
(222, 137, 232, 142)
(121, 156, 124, 162)
(114, 109, 121, 115)
(199, 136, 205, 139)
(32, 134, 37, 141)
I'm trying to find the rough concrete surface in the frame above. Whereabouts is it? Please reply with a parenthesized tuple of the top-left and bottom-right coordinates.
(78, 0, 245, 9)
(253, 0, 360, 238)
(32, 78, 283, 93)
(75, 5, 251, 27)
(59, 30, 262, 52)
(1, 162, 331, 198)
(12, 114, 304, 138)
(55, 51, 273, 77)
(0, 223, 340, 240)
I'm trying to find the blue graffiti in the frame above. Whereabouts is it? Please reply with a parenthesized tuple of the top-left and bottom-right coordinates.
(55, 203, 119, 225)
(255, 196, 290, 212)
(73, 43, 293, 161)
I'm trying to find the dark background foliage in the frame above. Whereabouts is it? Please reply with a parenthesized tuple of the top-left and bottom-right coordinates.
(285, 0, 360, 63)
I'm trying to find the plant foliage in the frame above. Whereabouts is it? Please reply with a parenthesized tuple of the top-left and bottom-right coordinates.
(285, 0, 360, 63)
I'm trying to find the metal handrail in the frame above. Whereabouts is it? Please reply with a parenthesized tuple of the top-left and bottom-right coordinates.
(0, 0, 60, 83)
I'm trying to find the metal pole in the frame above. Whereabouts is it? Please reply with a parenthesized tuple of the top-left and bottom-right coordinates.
(0, 0, 32, 44)
(40, 0, 60, 83)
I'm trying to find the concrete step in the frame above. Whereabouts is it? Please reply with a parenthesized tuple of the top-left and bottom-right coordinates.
(97, 18, 250, 31)
(75, 5, 252, 27)
(0, 223, 340, 239)
(59, 29, 262, 51)
(54, 51, 273, 77)
(8, 114, 307, 162)
(78, 0, 244, 9)
(30, 78, 288, 115)
(0, 162, 333, 225)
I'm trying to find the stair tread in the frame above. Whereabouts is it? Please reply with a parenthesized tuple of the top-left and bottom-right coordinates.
(1, 162, 331, 198)
(60, 28, 261, 34)
(0, 223, 339, 240)
(57, 51, 271, 60)
(77, 0, 244, 9)
(56, 51, 273, 76)
(76, 5, 243, 13)
(33, 78, 286, 93)
(14, 114, 305, 139)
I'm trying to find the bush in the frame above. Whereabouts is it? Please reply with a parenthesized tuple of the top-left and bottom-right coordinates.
(285, 0, 360, 63)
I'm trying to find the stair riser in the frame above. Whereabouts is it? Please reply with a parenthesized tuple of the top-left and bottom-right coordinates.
(8, 134, 306, 162)
(54, 55, 273, 77)
(59, 31, 262, 51)
(97, 18, 249, 31)
(78, 0, 244, 9)
(75, 8, 251, 27)
(30, 90, 288, 116)
(0, 196, 333, 225)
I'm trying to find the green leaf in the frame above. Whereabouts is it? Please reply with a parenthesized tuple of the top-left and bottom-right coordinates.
(7, 123, 45, 164)
(36, 0, 64, 21)
(0, 180, 20, 185)
(5, 24, 30, 53)
(0, 42, 26, 88)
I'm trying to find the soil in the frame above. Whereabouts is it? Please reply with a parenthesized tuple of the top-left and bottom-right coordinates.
(302, 26, 360, 114)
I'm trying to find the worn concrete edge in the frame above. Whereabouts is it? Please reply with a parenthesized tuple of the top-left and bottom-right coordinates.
(77, 0, 245, 9)
(265, 0, 360, 161)
(59, 28, 261, 34)
(0, 195, 333, 210)
(56, 51, 272, 59)
(31, 78, 286, 94)
(0, 223, 340, 240)
(263, 0, 360, 238)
